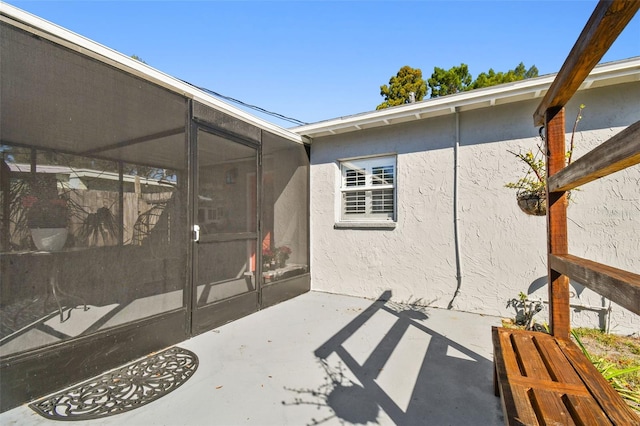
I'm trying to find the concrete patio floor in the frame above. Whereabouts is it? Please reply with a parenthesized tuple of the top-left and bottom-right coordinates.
(0, 291, 504, 425)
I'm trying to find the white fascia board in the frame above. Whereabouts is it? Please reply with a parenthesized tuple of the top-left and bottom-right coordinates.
(292, 81, 551, 136)
(9, 163, 74, 174)
(9, 164, 174, 187)
(293, 57, 640, 138)
(70, 170, 175, 188)
(0, 3, 305, 145)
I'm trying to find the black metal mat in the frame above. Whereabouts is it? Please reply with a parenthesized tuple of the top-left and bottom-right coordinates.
(29, 346, 198, 421)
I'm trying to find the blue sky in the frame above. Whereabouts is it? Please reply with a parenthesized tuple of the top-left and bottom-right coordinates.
(6, 1, 640, 128)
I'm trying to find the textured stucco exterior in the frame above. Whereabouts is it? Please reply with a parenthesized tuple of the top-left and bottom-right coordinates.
(308, 82, 640, 335)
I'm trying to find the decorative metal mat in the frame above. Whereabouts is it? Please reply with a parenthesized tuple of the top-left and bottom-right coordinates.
(29, 346, 198, 421)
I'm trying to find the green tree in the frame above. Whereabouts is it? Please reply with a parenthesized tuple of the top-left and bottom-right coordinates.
(379, 62, 539, 104)
(130, 54, 147, 64)
(377, 65, 427, 110)
(427, 64, 473, 98)
(472, 62, 538, 89)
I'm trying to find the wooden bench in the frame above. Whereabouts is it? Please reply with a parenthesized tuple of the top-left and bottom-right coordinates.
(492, 326, 638, 425)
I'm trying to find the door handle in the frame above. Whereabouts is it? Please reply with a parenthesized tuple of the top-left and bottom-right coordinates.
(193, 224, 200, 242)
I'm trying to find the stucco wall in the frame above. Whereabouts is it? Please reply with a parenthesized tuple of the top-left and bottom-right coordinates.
(310, 82, 640, 334)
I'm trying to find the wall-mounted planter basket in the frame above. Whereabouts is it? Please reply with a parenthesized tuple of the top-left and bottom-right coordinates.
(517, 193, 546, 216)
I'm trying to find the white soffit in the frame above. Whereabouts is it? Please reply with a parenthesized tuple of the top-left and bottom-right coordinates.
(292, 57, 640, 139)
(0, 3, 306, 145)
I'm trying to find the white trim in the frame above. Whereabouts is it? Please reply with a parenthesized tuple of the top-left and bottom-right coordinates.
(0, 3, 305, 145)
(8, 164, 174, 188)
(337, 152, 397, 163)
(337, 155, 397, 224)
(334, 222, 396, 230)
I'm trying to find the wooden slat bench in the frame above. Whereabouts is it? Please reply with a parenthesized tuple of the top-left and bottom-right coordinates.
(492, 326, 638, 425)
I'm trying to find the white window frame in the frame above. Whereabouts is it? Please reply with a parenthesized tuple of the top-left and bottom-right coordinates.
(336, 155, 397, 228)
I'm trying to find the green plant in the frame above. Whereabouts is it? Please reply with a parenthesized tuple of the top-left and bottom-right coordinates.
(506, 104, 585, 199)
(507, 292, 543, 330)
(572, 329, 640, 410)
(78, 205, 119, 246)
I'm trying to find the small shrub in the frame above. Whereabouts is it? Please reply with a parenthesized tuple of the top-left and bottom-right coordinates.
(572, 329, 640, 411)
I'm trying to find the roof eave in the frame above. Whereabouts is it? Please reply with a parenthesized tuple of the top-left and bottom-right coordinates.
(292, 57, 640, 139)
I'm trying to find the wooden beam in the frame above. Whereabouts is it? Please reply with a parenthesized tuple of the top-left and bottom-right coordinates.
(549, 254, 640, 316)
(546, 108, 570, 339)
(549, 120, 640, 192)
(534, 1, 640, 125)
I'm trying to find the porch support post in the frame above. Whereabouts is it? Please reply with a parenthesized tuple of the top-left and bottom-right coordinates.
(546, 107, 570, 339)
(118, 161, 124, 246)
(0, 159, 10, 251)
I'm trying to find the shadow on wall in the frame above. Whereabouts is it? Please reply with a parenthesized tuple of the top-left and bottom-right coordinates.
(528, 276, 585, 299)
(283, 291, 500, 425)
(527, 276, 613, 331)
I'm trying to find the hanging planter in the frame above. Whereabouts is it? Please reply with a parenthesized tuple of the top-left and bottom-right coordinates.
(506, 104, 584, 217)
(517, 192, 546, 216)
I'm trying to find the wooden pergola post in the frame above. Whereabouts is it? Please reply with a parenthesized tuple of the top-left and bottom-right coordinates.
(546, 107, 570, 340)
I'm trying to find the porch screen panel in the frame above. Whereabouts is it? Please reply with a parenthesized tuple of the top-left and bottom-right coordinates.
(0, 21, 189, 358)
(261, 132, 310, 284)
(196, 240, 256, 304)
(193, 102, 261, 144)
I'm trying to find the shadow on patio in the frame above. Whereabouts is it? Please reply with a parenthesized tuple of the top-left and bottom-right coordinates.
(0, 291, 503, 425)
(286, 291, 501, 425)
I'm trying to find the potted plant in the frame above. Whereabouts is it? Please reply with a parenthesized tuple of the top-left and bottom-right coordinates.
(22, 194, 69, 251)
(505, 148, 548, 216)
(276, 245, 292, 268)
(263, 247, 275, 270)
(506, 104, 584, 216)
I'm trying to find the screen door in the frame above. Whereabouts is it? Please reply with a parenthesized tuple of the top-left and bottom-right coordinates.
(191, 127, 259, 334)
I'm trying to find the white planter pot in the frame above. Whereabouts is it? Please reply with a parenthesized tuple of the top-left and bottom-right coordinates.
(30, 228, 68, 251)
